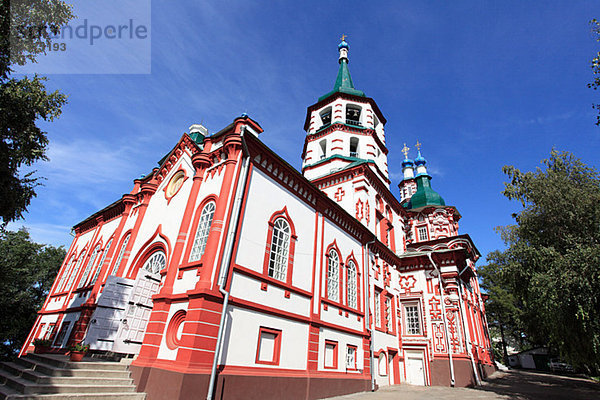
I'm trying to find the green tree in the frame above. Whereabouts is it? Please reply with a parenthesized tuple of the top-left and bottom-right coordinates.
(481, 150, 600, 374)
(0, 228, 65, 359)
(589, 18, 600, 126)
(0, 0, 74, 224)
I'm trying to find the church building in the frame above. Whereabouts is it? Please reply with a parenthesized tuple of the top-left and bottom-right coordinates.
(22, 39, 495, 400)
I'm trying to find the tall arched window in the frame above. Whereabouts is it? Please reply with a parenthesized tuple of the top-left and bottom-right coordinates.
(327, 249, 340, 300)
(347, 260, 357, 309)
(64, 252, 85, 291)
(111, 233, 131, 276)
(90, 238, 112, 285)
(78, 245, 100, 288)
(142, 250, 166, 274)
(268, 218, 290, 281)
(189, 202, 216, 262)
(56, 256, 75, 293)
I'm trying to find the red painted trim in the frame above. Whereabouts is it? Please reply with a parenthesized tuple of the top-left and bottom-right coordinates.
(162, 169, 189, 205)
(261, 207, 298, 286)
(324, 340, 338, 369)
(331, 146, 343, 151)
(109, 230, 132, 277)
(344, 252, 361, 313)
(324, 241, 343, 304)
(180, 195, 219, 268)
(255, 327, 282, 366)
(233, 265, 312, 297)
(126, 225, 172, 279)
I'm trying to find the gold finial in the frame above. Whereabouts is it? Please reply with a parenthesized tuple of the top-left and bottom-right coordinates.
(340, 34, 347, 41)
(401, 143, 410, 158)
(415, 140, 422, 152)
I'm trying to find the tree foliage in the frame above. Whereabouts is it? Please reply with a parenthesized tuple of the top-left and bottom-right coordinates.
(0, 0, 74, 225)
(0, 228, 65, 359)
(480, 150, 600, 373)
(590, 19, 600, 126)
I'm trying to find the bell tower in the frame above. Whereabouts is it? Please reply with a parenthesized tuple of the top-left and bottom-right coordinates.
(301, 37, 390, 188)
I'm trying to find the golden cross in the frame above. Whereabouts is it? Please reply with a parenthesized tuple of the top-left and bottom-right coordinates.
(415, 140, 422, 151)
(341, 34, 347, 41)
(401, 143, 410, 158)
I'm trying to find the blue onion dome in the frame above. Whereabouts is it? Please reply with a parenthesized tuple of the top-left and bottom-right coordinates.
(402, 158, 414, 168)
(414, 151, 427, 166)
(338, 40, 349, 50)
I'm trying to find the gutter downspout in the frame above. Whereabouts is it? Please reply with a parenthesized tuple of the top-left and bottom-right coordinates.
(364, 237, 376, 391)
(206, 127, 251, 400)
(457, 278, 482, 386)
(427, 252, 455, 387)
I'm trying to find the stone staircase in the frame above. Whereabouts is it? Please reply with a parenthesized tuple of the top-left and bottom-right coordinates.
(0, 353, 145, 400)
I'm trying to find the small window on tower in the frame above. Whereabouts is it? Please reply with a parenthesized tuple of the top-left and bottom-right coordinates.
(350, 137, 359, 158)
(346, 105, 361, 126)
(373, 115, 380, 128)
(320, 107, 332, 127)
(319, 139, 327, 160)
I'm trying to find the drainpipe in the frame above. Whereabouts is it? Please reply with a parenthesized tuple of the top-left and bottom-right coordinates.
(457, 278, 482, 386)
(206, 127, 251, 400)
(363, 237, 376, 391)
(427, 252, 455, 387)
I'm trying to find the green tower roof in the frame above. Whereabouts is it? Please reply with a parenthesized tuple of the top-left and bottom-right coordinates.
(407, 174, 445, 209)
(318, 40, 365, 102)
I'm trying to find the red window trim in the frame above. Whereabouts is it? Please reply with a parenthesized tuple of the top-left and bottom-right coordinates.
(262, 207, 297, 286)
(324, 340, 338, 369)
(255, 327, 282, 366)
(106, 230, 133, 278)
(181, 195, 218, 268)
(346, 344, 358, 371)
(383, 293, 397, 335)
(374, 288, 384, 331)
(344, 253, 361, 313)
(324, 241, 343, 304)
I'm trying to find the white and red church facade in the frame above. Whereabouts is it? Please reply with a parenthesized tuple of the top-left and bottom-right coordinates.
(22, 40, 495, 399)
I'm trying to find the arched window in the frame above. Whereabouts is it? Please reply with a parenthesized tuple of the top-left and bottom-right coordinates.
(78, 245, 100, 288)
(64, 252, 85, 291)
(349, 137, 359, 158)
(111, 233, 131, 276)
(319, 107, 332, 128)
(267, 218, 290, 281)
(90, 238, 112, 285)
(346, 105, 362, 126)
(142, 250, 166, 274)
(189, 201, 216, 262)
(327, 249, 340, 300)
(347, 260, 357, 309)
(56, 256, 75, 293)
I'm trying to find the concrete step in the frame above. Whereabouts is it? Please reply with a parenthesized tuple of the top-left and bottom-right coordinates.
(0, 388, 145, 400)
(13, 360, 129, 379)
(1, 362, 132, 387)
(23, 356, 128, 372)
(0, 369, 135, 395)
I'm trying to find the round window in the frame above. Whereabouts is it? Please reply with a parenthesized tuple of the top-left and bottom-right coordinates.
(166, 170, 185, 198)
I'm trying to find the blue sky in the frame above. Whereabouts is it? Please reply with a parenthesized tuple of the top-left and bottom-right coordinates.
(9, 1, 600, 262)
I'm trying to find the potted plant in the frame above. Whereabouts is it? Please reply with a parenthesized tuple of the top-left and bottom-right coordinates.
(68, 342, 89, 362)
(32, 339, 52, 354)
